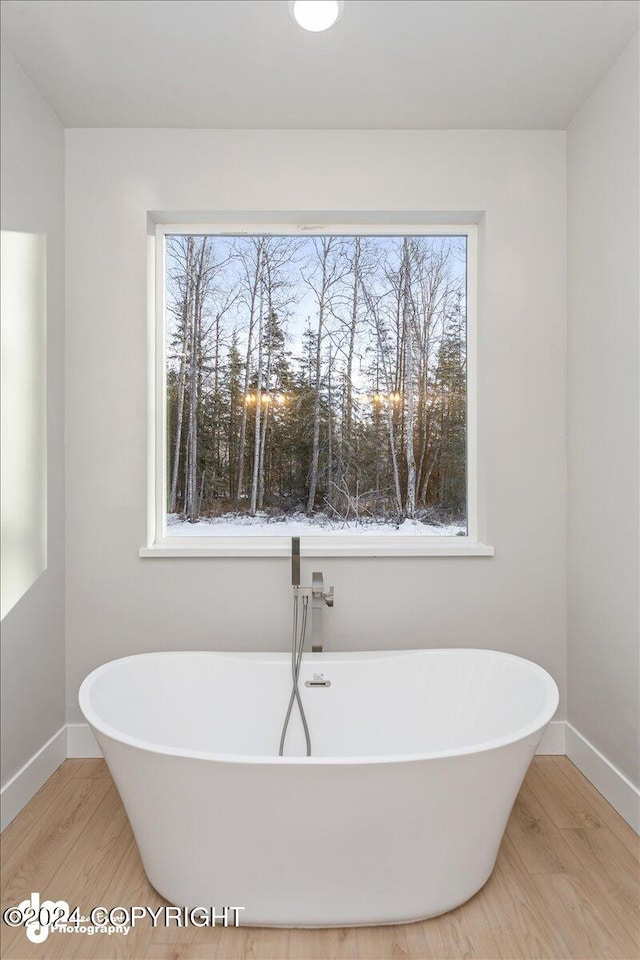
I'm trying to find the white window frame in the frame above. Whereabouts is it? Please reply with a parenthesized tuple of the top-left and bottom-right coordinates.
(141, 219, 493, 558)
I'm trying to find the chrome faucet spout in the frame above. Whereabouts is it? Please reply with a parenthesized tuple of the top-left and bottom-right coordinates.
(311, 572, 324, 653)
(311, 571, 334, 653)
(287, 551, 334, 653)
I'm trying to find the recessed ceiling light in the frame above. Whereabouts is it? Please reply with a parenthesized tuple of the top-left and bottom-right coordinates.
(289, 1, 344, 33)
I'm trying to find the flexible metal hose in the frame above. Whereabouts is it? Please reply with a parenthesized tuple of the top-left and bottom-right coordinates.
(278, 593, 312, 757)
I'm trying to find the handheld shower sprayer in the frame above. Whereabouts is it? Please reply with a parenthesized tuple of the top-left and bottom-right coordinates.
(280, 536, 311, 757)
(280, 538, 335, 757)
(291, 536, 300, 588)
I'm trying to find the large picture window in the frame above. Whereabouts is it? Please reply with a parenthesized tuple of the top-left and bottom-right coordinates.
(147, 224, 487, 556)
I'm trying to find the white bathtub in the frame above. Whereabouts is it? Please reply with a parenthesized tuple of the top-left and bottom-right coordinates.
(79, 649, 558, 927)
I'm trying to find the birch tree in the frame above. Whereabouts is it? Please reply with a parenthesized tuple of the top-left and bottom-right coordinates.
(305, 237, 346, 515)
(167, 236, 194, 514)
(341, 236, 360, 489)
(248, 250, 265, 517)
(402, 238, 417, 517)
(184, 238, 210, 522)
(359, 272, 403, 516)
(234, 238, 264, 506)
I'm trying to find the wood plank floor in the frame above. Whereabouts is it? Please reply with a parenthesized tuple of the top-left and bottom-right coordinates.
(1, 757, 638, 960)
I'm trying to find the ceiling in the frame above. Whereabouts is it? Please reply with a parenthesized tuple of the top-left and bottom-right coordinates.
(1, 0, 638, 129)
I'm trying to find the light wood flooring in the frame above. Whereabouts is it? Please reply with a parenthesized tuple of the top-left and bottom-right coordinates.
(1, 757, 638, 960)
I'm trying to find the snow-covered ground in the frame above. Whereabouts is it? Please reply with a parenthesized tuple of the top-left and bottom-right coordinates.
(166, 512, 465, 537)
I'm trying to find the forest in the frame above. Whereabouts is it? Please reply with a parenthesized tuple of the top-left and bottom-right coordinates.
(165, 233, 468, 536)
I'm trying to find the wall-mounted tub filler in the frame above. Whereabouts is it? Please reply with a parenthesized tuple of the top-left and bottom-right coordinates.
(290, 538, 335, 653)
(279, 538, 335, 756)
(310, 571, 334, 654)
(78, 649, 559, 926)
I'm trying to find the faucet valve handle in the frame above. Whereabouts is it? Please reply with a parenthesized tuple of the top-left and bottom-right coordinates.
(326, 586, 334, 607)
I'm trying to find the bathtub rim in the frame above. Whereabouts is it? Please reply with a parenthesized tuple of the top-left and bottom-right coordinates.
(78, 648, 559, 765)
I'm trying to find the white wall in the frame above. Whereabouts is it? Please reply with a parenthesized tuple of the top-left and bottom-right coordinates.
(567, 34, 640, 787)
(65, 129, 567, 725)
(0, 47, 66, 786)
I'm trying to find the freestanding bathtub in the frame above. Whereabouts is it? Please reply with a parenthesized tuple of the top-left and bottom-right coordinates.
(79, 649, 558, 927)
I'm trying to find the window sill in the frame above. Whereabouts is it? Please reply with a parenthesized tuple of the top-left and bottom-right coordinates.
(139, 539, 495, 558)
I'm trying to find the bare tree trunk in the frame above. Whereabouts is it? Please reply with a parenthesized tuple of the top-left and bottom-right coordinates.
(327, 344, 333, 505)
(403, 240, 417, 518)
(413, 243, 451, 506)
(257, 400, 269, 510)
(198, 469, 205, 517)
(227, 339, 240, 501)
(183, 418, 191, 519)
(212, 310, 221, 490)
(360, 277, 402, 515)
(168, 237, 194, 513)
(186, 240, 207, 522)
(342, 237, 360, 487)
(306, 239, 331, 515)
(384, 401, 402, 515)
(257, 264, 273, 511)
(235, 241, 262, 506)
(169, 345, 187, 513)
(249, 252, 265, 516)
(415, 276, 437, 505)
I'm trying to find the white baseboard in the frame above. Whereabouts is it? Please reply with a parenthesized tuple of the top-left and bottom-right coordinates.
(66, 723, 102, 758)
(0, 726, 67, 831)
(536, 720, 566, 755)
(566, 723, 640, 833)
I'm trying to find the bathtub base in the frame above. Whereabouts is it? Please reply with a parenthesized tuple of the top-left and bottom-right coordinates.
(148, 871, 496, 928)
(100, 732, 537, 929)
